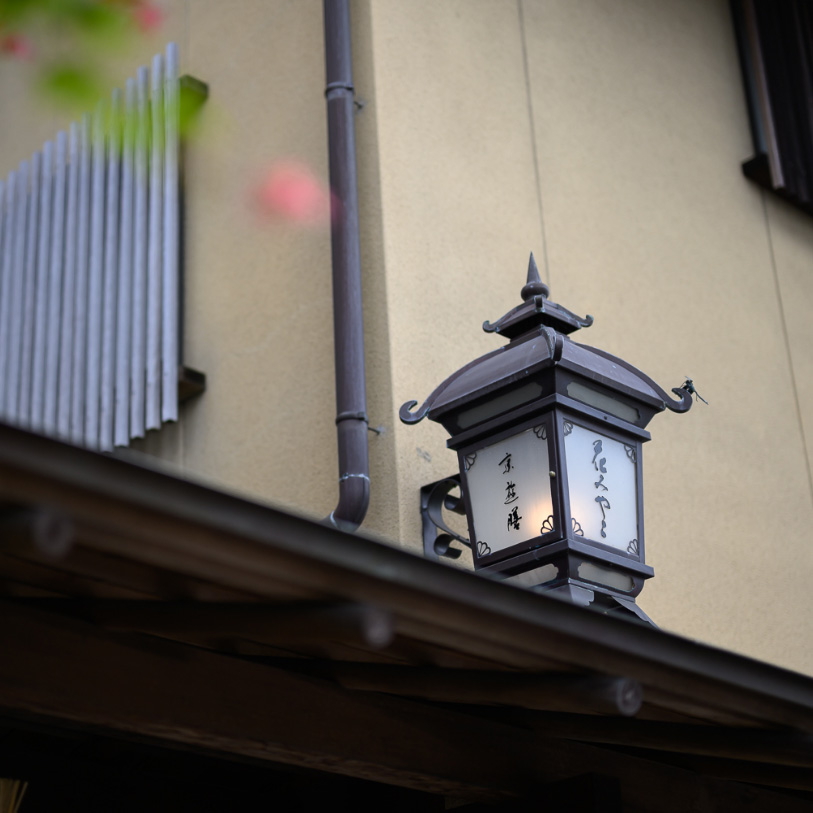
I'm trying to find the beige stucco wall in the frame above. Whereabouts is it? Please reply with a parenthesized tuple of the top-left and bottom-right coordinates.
(0, 0, 810, 674)
(364, 0, 813, 675)
(522, 0, 813, 670)
(174, 0, 401, 538)
(0, 0, 402, 535)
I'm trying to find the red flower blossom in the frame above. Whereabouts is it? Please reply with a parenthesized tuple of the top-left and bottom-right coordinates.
(0, 34, 34, 60)
(133, 2, 164, 33)
(253, 160, 336, 226)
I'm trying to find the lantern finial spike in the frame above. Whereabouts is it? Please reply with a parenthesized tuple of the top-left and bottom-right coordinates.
(521, 251, 549, 301)
(527, 251, 541, 284)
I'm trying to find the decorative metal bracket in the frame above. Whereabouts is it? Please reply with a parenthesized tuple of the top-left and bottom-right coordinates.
(420, 475, 471, 560)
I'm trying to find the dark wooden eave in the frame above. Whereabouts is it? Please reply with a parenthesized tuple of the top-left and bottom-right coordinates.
(0, 423, 812, 810)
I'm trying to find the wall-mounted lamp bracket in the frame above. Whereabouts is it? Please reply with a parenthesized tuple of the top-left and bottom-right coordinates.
(420, 475, 470, 560)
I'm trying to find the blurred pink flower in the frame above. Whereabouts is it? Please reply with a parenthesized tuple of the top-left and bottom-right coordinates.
(253, 160, 336, 226)
(133, 2, 164, 33)
(0, 34, 34, 60)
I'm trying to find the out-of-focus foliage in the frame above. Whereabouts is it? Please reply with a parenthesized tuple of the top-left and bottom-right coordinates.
(0, 1, 326, 227)
(0, 0, 162, 111)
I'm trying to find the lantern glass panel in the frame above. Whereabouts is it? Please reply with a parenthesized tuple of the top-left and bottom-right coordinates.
(464, 425, 553, 556)
(564, 421, 638, 553)
(566, 381, 640, 423)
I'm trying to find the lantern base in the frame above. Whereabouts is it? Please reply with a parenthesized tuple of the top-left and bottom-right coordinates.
(607, 594, 657, 627)
(482, 550, 656, 626)
(510, 576, 657, 627)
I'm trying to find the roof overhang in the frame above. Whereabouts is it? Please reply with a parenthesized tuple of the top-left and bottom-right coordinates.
(0, 423, 812, 808)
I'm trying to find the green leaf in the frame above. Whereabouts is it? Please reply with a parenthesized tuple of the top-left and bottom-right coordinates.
(38, 62, 102, 109)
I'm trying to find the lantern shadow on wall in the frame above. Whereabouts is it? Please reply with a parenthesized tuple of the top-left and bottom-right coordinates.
(401, 254, 693, 626)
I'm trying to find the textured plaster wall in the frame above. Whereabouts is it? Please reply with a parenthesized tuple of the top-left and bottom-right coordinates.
(0, 0, 811, 674)
(516, 0, 813, 672)
(0, 1, 401, 534)
(365, 0, 546, 569)
(173, 0, 399, 536)
(171, 0, 337, 521)
(366, 0, 813, 675)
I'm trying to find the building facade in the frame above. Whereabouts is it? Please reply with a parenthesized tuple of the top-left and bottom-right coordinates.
(0, 0, 811, 677)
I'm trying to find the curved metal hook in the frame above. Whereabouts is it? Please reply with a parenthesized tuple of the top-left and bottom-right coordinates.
(583, 345, 694, 413)
(420, 476, 471, 560)
(399, 400, 424, 424)
(399, 345, 506, 424)
(669, 387, 694, 413)
(427, 479, 470, 547)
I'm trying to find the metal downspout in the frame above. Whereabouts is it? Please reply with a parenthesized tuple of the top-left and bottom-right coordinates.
(324, 0, 370, 531)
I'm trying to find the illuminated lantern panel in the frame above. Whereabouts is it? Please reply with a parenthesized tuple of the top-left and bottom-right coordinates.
(563, 421, 639, 555)
(463, 424, 554, 559)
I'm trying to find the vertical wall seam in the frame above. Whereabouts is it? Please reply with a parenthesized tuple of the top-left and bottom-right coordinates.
(183, 0, 190, 65)
(181, 0, 190, 477)
(517, 0, 550, 287)
(761, 190, 813, 507)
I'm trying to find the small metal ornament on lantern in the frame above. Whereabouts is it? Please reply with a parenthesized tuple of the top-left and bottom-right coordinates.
(401, 254, 694, 624)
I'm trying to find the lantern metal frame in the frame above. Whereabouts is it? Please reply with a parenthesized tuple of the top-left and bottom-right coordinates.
(402, 254, 693, 623)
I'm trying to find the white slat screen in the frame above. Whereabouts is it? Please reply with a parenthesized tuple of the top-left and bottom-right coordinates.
(0, 43, 182, 451)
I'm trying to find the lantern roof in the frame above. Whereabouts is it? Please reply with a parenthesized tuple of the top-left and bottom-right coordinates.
(400, 254, 693, 427)
(481, 252, 594, 339)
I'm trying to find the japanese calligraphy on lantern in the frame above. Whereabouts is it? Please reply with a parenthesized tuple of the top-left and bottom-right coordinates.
(563, 422, 638, 552)
(462, 426, 553, 556)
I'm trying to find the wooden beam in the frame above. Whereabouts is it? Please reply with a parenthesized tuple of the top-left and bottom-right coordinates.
(0, 506, 74, 557)
(528, 714, 813, 768)
(75, 599, 395, 649)
(609, 748, 813, 793)
(2, 425, 813, 732)
(327, 663, 642, 716)
(0, 600, 527, 801)
(0, 601, 811, 811)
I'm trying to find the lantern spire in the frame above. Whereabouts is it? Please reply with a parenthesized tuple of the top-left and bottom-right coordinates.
(483, 252, 593, 339)
(521, 252, 549, 301)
